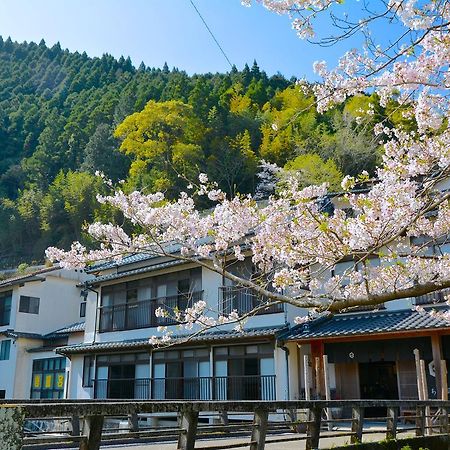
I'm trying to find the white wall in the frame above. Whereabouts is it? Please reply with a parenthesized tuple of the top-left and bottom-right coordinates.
(0, 336, 17, 398)
(14, 269, 89, 335)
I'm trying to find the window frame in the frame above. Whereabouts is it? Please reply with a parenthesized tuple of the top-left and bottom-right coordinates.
(0, 340, 11, 361)
(19, 295, 40, 314)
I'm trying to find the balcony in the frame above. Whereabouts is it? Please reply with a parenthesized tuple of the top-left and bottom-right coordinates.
(415, 288, 450, 306)
(98, 291, 204, 332)
(93, 375, 276, 401)
(219, 286, 284, 316)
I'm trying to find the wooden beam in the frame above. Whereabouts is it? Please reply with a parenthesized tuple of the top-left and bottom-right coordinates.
(431, 334, 444, 399)
(414, 348, 424, 400)
(323, 354, 332, 431)
(304, 354, 311, 401)
(350, 406, 363, 444)
(306, 407, 322, 450)
(442, 359, 449, 401)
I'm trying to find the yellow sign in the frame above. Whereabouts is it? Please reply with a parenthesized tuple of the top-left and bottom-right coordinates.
(57, 374, 64, 388)
(44, 374, 53, 389)
(33, 374, 41, 388)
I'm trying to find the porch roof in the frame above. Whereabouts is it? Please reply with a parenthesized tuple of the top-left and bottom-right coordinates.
(280, 308, 450, 342)
(56, 325, 287, 355)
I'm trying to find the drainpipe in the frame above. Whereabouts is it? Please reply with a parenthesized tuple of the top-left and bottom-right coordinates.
(280, 344, 290, 400)
(83, 285, 99, 344)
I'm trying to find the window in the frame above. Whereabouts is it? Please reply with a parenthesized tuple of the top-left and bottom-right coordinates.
(31, 357, 66, 399)
(0, 390, 5, 399)
(0, 340, 11, 360)
(0, 291, 12, 326)
(19, 296, 40, 314)
(80, 301, 86, 318)
(82, 355, 94, 387)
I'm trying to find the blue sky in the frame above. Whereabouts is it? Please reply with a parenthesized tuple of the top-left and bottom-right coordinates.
(0, 0, 391, 79)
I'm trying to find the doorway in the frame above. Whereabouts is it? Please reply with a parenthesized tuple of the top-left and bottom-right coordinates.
(108, 364, 135, 399)
(359, 362, 398, 417)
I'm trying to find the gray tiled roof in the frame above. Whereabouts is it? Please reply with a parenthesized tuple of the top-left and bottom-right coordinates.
(56, 325, 287, 355)
(0, 322, 85, 341)
(43, 322, 85, 338)
(280, 309, 450, 342)
(0, 265, 60, 288)
(85, 259, 186, 286)
(86, 244, 184, 273)
(0, 329, 43, 340)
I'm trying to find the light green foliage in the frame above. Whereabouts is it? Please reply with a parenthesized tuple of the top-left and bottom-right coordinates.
(284, 153, 343, 191)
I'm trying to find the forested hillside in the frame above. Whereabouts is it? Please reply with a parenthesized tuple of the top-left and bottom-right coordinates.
(0, 36, 405, 267)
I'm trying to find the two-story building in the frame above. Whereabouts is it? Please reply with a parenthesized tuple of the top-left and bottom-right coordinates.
(58, 253, 305, 402)
(0, 266, 89, 399)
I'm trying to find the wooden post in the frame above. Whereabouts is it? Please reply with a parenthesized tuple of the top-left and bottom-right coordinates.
(250, 408, 269, 450)
(351, 406, 363, 444)
(0, 406, 25, 450)
(419, 359, 432, 435)
(304, 354, 311, 401)
(323, 354, 332, 431)
(416, 406, 425, 437)
(71, 414, 80, 437)
(128, 413, 139, 433)
(441, 359, 449, 401)
(414, 348, 424, 400)
(315, 356, 321, 399)
(386, 407, 398, 440)
(306, 407, 322, 450)
(80, 415, 104, 450)
(431, 335, 444, 399)
(178, 411, 199, 450)
(440, 407, 449, 434)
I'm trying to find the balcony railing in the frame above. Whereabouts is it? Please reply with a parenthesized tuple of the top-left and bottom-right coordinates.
(98, 291, 204, 332)
(415, 288, 450, 306)
(219, 286, 284, 316)
(94, 375, 276, 401)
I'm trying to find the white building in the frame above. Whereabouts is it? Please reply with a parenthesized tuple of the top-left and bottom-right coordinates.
(0, 266, 89, 399)
(58, 254, 303, 402)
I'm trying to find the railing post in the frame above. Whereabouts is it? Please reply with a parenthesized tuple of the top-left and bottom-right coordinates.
(0, 406, 25, 450)
(178, 410, 199, 450)
(386, 407, 398, 440)
(71, 414, 80, 437)
(80, 415, 104, 450)
(440, 407, 449, 434)
(351, 406, 364, 444)
(416, 405, 425, 437)
(306, 406, 322, 450)
(250, 408, 268, 450)
(128, 413, 139, 433)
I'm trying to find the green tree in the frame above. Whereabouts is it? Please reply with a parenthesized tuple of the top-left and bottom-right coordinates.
(114, 100, 205, 196)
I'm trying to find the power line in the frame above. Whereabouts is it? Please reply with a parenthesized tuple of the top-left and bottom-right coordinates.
(189, 0, 234, 69)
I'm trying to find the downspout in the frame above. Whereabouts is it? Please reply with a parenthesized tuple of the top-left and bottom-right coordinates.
(84, 285, 99, 344)
(280, 343, 290, 401)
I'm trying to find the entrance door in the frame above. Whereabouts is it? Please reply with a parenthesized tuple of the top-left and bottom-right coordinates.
(166, 361, 183, 399)
(108, 364, 135, 399)
(228, 358, 260, 400)
(359, 362, 398, 417)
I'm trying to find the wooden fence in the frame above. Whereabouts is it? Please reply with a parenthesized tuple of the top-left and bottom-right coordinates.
(1, 399, 450, 450)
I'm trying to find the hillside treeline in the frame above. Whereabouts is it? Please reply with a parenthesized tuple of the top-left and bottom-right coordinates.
(0, 37, 407, 266)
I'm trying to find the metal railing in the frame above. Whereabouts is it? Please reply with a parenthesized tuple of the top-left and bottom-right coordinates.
(4, 399, 450, 450)
(219, 286, 284, 316)
(415, 288, 450, 305)
(93, 375, 276, 401)
(98, 291, 203, 332)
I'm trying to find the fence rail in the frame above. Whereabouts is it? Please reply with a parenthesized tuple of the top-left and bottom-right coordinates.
(1, 399, 450, 450)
